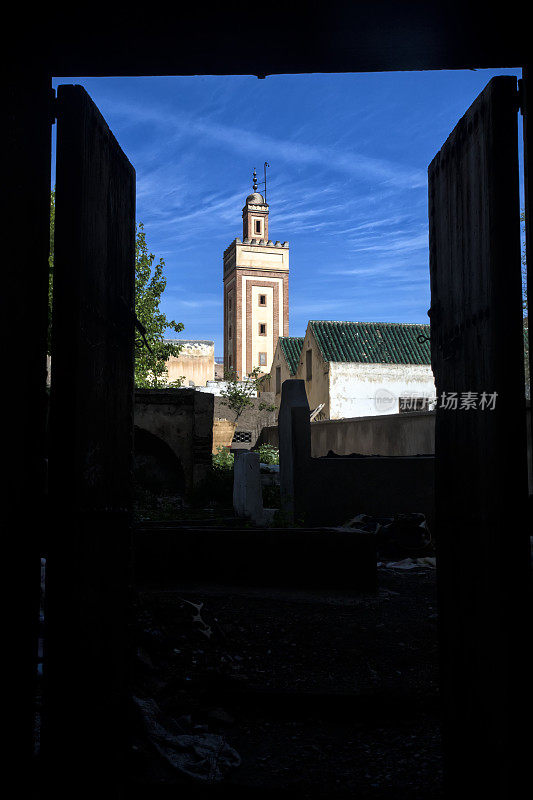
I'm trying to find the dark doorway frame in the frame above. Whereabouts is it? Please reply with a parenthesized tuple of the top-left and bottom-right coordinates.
(6, 4, 531, 797)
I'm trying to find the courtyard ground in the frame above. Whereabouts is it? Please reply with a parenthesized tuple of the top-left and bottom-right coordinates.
(129, 564, 442, 799)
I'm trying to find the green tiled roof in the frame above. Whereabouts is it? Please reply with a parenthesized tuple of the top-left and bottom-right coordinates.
(309, 321, 431, 365)
(279, 336, 305, 375)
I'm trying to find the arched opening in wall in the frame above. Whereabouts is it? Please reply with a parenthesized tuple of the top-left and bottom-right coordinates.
(133, 425, 186, 496)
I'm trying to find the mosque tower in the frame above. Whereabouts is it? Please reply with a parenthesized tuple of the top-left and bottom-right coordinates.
(223, 169, 289, 378)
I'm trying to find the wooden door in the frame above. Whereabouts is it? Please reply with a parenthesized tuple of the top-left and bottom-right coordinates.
(44, 85, 136, 797)
(429, 76, 530, 799)
(5, 73, 52, 791)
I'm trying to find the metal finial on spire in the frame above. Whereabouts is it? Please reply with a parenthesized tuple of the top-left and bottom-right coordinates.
(253, 162, 270, 203)
(263, 162, 270, 203)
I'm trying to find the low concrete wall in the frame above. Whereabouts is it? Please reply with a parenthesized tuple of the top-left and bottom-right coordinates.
(310, 410, 435, 456)
(258, 410, 435, 457)
(303, 455, 434, 529)
(278, 380, 434, 530)
(134, 388, 213, 491)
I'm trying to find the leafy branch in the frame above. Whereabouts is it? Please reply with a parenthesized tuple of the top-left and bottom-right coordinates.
(220, 366, 275, 424)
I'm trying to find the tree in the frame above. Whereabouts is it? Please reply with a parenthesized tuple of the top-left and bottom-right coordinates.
(220, 366, 276, 424)
(47, 190, 184, 387)
(134, 222, 184, 387)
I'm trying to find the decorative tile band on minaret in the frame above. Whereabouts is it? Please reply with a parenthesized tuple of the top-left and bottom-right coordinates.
(223, 171, 289, 379)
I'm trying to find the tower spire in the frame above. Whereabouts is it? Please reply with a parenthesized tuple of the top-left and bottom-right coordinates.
(224, 177, 289, 378)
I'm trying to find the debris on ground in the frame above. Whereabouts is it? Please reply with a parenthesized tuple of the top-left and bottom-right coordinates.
(339, 512, 433, 559)
(133, 695, 241, 781)
(176, 597, 213, 639)
(379, 557, 436, 569)
(128, 566, 442, 796)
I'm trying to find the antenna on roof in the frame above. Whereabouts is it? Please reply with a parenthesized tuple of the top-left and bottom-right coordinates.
(252, 167, 258, 192)
(257, 161, 270, 203)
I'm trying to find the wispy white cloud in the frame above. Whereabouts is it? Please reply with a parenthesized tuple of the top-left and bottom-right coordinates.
(346, 232, 428, 254)
(171, 298, 222, 309)
(49, 70, 522, 356)
(110, 99, 427, 192)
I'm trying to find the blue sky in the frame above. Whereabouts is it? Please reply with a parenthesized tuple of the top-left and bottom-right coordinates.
(52, 69, 522, 356)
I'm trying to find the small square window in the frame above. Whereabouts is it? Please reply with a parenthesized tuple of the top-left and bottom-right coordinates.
(259, 294, 267, 306)
(259, 323, 267, 336)
(259, 352, 267, 366)
(255, 219, 261, 234)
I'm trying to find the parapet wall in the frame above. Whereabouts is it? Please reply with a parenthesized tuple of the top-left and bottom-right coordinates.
(258, 409, 435, 457)
(214, 392, 277, 450)
(302, 454, 435, 528)
(277, 380, 435, 530)
(134, 388, 214, 490)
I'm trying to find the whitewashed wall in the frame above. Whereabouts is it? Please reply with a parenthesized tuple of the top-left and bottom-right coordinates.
(165, 339, 214, 386)
(196, 380, 257, 397)
(328, 362, 435, 419)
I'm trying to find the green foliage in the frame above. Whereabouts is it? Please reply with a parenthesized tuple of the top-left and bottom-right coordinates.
(258, 400, 277, 413)
(269, 508, 305, 528)
(134, 222, 185, 387)
(220, 366, 260, 422)
(262, 482, 280, 510)
(220, 366, 276, 423)
(133, 484, 184, 524)
(257, 444, 279, 465)
(187, 447, 236, 509)
(212, 445, 234, 471)
(191, 467, 234, 508)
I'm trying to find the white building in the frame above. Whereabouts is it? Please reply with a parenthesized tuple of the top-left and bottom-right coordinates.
(271, 320, 435, 419)
(164, 339, 215, 386)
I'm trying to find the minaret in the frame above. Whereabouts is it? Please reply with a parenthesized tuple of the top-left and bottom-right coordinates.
(223, 170, 289, 378)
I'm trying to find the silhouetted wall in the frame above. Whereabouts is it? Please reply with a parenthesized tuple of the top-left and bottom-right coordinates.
(278, 380, 434, 528)
(303, 454, 435, 528)
(134, 388, 213, 491)
(258, 409, 435, 457)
